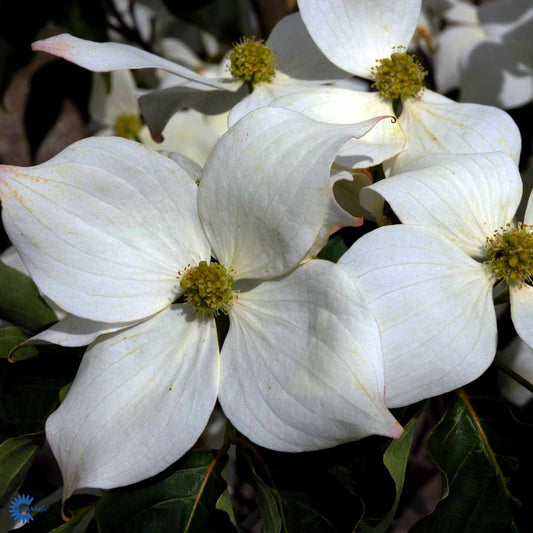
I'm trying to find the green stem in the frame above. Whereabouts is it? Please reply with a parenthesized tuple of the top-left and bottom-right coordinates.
(494, 358, 533, 394)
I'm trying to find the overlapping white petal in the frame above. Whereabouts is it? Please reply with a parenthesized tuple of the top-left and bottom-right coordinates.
(46, 305, 219, 498)
(219, 260, 401, 450)
(32, 34, 229, 90)
(228, 78, 334, 127)
(363, 151, 522, 257)
(199, 108, 393, 280)
(339, 225, 496, 407)
(297, 0, 422, 78)
(0, 137, 210, 322)
(27, 315, 136, 347)
(400, 89, 522, 163)
(271, 88, 405, 167)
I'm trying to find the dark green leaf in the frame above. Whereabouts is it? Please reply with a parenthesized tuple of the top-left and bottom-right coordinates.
(0, 433, 41, 508)
(0, 327, 38, 361)
(18, 500, 96, 532)
(359, 417, 417, 533)
(0, 351, 82, 440)
(0, 262, 57, 331)
(241, 452, 281, 533)
(215, 466, 238, 530)
(95, 449, 229, 532)
(318, 235, 348, 263)
(412, 392, 533, 532)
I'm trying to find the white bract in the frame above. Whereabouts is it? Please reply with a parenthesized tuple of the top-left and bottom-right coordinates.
(0, 108, 403, 498)
(278, 0, 521, 163)
(435, 0, 533, 109)
(339, 150, 532, 407)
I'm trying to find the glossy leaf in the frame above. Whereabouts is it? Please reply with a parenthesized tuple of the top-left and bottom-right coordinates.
(0, 434, 41, 508)
(412, 392, 532, 532)
(0, 262, 57, 331)
(359, 417, 418, 532)
(0, 327, 38, 361)
(95, 450, 229, 532)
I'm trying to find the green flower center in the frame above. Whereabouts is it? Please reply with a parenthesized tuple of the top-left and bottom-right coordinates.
(371, 51, 427, 101)
(114, 113, 142, 139)
(180, 261, 235, 316)
(485, 223, 533, 286)
(229, 37, 278, 85)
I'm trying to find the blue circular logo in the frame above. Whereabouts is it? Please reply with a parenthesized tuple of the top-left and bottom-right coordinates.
(9, 494, 34, 525)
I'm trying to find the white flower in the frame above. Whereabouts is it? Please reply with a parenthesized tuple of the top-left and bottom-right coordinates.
(30, 13, 403, 163)
(273, 0, 521, 163)
(434, 0, 533, 109)
(0, 109, 402, 497)
(89, 70, 143, 138)
(338, 150, 531, 407)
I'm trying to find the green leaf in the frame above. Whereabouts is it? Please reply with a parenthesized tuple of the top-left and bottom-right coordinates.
(17, 500, 96, 532)
(0, 434, 42, 508)
(215, 465, 238, 529)
(241, 452, 282, 533)
(0, 352, 81, 440)
(95, 449, 229, 532)
(318, 235, 348, 263)
(412, 392, 533, 532)
(0, 262, 57, 331)
(0, 327, 38, 361)
(359, 417, 417, 533)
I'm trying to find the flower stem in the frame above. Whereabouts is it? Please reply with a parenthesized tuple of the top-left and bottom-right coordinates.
(494, 358, 533, 394)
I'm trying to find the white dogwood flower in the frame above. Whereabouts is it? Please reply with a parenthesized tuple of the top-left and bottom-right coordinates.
(434, 0, 533, 109)
(29, 13, 406, 164)
(0, 109, 402, 498)
(274, 0, 521, 163)
(339, 150, 530, 407)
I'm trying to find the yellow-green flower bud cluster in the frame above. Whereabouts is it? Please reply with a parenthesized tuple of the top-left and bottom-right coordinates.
(372, 52, 427, 101)
(180, 261, 235, 316)
(114, 113, 142, 140)
(485, 223, 533, 286)
(229, 37, 278, 85)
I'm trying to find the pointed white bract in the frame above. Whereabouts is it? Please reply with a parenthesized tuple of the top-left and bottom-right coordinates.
(339, 225, 496, 406)
(362, 151, 522, 257)
(32, 34, 228, 90)
(297, 0, 422, 78)
(221, 260, 401, 449)
(399, 90, 521, 164)
(0, 137, 209, 322)
(46, 305, 219, 498)
(199, 108, 398, 280)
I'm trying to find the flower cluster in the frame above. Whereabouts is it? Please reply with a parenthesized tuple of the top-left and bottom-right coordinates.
(0, 0, 530, 506)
